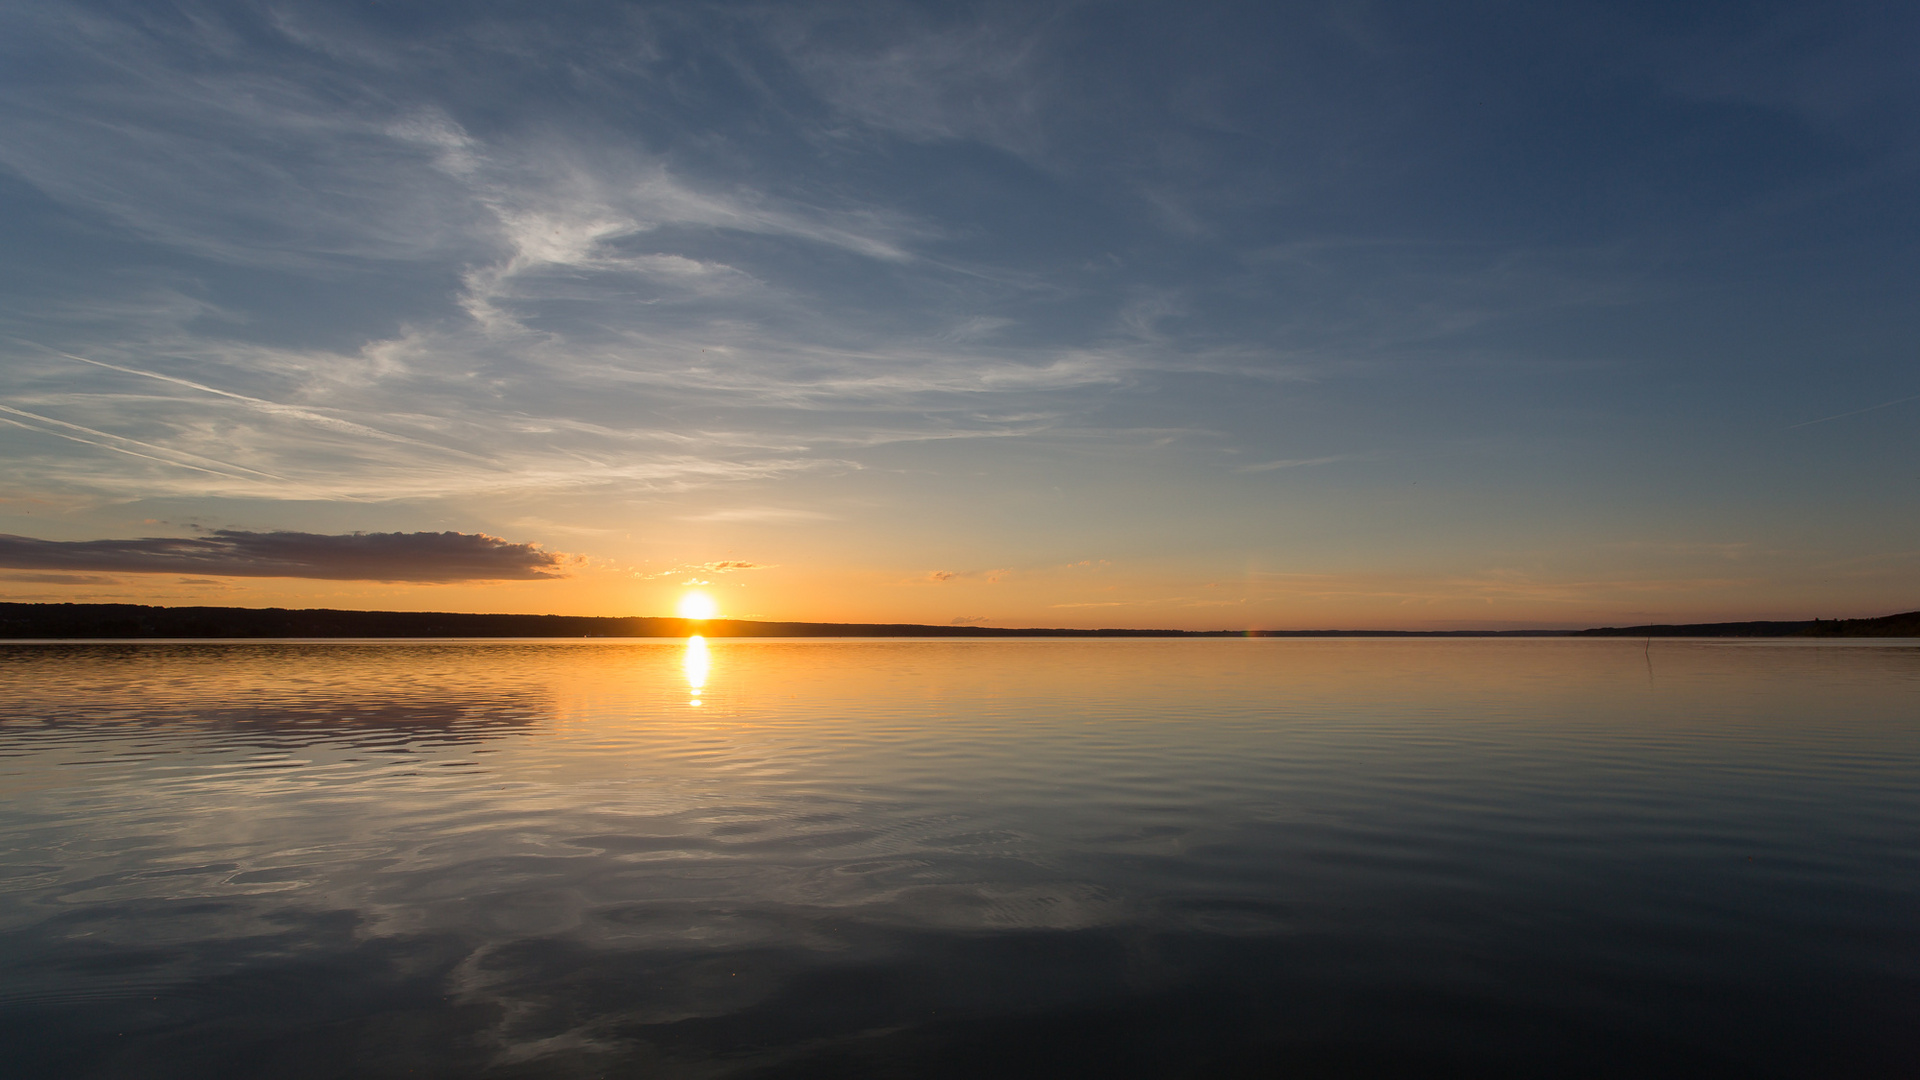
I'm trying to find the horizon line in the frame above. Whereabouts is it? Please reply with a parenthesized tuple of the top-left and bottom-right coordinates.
(1, 601, 1915, 638)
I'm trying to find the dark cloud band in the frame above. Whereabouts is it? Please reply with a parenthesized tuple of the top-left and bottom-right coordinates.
(0, 531, 569, 582)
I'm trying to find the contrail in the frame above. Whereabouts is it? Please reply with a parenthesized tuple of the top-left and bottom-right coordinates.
(24, 343, 494, 464)
(0, 403, 372, 500)
(1784, 392, 1920, 430)
(0, 408, 277, 482)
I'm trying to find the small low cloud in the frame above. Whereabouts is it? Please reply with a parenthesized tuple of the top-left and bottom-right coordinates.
(1606, 541, 1752, 560)
(1234, 456, 1347, 473)
(0, 572, 120, 585)
(680, 508, 836, 523)
(637, 560, 771, 580)
(925, 568, 1008, 584)
(951, 615, 988, 625)
(0, 530, 571, 582)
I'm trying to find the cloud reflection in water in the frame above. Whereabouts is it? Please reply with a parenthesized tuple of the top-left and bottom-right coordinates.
(1, 639, 1917, 1076)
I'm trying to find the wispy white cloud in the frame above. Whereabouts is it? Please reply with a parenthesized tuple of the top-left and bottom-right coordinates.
(0, 0, 1911, 626)
(774, 5, 1063, 159)
(0, 4, 1403, 515)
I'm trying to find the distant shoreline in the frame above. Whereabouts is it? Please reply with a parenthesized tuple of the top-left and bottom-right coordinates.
(1, 602, 1916, 639)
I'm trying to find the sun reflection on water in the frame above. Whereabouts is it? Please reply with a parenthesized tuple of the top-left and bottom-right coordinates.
(683, 634, 709, 706)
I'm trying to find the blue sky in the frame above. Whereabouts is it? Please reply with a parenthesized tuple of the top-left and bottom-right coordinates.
(1, 0, 1915, 628)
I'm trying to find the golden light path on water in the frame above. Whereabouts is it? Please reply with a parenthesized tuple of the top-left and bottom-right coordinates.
(683, 634, 709, 707)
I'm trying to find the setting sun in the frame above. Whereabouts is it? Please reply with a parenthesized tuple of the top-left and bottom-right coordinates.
(676, 592, 717, 620)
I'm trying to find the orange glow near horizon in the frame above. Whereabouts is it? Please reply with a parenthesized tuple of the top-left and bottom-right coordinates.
(18, 560, 1905, 633)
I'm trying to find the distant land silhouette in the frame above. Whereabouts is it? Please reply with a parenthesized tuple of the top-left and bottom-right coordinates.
(1573, 611, 1920, 637)
(0, 602, 1915, 638)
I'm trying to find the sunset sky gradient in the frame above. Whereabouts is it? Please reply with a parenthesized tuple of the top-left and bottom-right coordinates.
(1, 0, 1916, 629)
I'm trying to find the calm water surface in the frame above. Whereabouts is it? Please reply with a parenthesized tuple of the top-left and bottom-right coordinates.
(1, 638, 1916, 1077)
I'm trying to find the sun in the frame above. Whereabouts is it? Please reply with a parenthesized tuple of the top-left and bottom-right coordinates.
(677, 592, 717, 620)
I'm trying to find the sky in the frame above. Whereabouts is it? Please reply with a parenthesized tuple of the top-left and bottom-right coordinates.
(0, 0, 1916, 630)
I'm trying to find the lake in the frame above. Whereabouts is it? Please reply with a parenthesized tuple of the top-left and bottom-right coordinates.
(1, 638, 1915, 1077)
